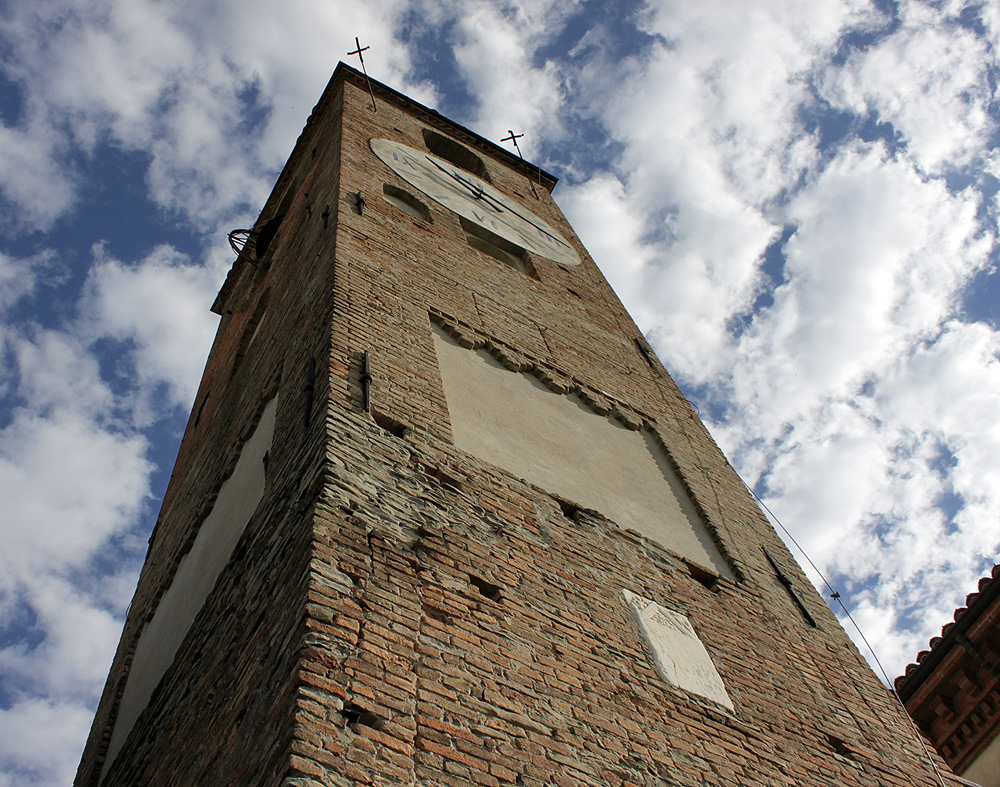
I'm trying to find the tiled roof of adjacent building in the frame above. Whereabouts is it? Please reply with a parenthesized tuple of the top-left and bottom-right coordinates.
(895, 564, 1000, 697)
(894, 564, 1000, 778)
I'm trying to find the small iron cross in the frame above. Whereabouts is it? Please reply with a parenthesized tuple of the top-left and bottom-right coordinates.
(348, 36, 378, 111)
(501, 130, 538, 198)
(500, 130, 525, 155)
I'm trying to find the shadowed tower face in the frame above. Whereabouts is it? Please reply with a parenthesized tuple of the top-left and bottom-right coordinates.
(76, 64, 958, 787)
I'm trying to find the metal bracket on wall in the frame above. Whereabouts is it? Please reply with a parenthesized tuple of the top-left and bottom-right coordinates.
(500, 129, 539, 199)
(361, 351, 373, 413)
(227, 228, 258, 266)
(764, 548, 818, 627)
(634, 337, 657, 369)
(303, 357, 316, 429)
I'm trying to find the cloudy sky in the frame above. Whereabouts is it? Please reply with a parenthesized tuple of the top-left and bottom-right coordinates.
(0, 0, 998, 783)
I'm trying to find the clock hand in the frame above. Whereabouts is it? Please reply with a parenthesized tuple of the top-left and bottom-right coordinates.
(426, 155, 572, 252)
(481, 195, 573, 251)
(425, 158, 507, 213)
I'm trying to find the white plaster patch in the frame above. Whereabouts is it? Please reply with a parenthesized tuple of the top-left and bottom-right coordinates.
(623, 589, 734, 711)
(102, 397, 278, 777)
(432, 325, 732, 578)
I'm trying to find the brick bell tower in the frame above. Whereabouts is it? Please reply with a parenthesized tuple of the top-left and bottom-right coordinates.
(76, 64, 961, 787)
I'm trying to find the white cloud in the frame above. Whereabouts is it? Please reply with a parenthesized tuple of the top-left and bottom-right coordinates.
(823, 0, 995, 174)
(760, 403, 889, 563)
(209, 0, 434, 163)
(0, 251, 62, 397)
(12, 330, 113, 418)
(0, 407, 150, 597)
(553, 0, 884, 382)
(877, 321, 1000, 549)
(560, 174, 658, 318)
(0, 696, 94, 787)
(0, 123, 76, 233)
(0, 244, 221, 602)
(0, 245, 219, 785)
(704, 140, 997, 677)
(448, 0, 574, 147)
(983, 0, 1000, 47)
(0, 320, 152, 786)
(0, 575, 129, 701)
(81, 244, 222, 415)
(635, 0, 878, 199)
(730, 143, 988, 430)
(0, 251, 58, 313)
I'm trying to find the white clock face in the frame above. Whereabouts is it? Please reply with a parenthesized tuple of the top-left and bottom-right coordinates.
(371, 138, 581, 267)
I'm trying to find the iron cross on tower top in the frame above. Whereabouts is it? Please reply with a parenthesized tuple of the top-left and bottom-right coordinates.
(501, 129, 539, 198)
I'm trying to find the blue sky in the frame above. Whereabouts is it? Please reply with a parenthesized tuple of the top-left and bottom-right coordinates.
(1, 0, 998, 784)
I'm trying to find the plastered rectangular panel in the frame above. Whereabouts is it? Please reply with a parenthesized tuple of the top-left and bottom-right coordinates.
(623, 589, 734, 711)
(101, 397, 278, 776)
(433, 325, 732, 577)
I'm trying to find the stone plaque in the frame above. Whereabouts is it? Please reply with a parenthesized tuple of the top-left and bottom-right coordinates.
(623, 589, 734, 711)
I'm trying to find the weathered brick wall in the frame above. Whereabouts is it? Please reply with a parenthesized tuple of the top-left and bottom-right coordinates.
(297, 69, 960, 787)
(75, 80, 345, 787)
(303, 424, 953, 786)
(78, 65, 960, 787)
